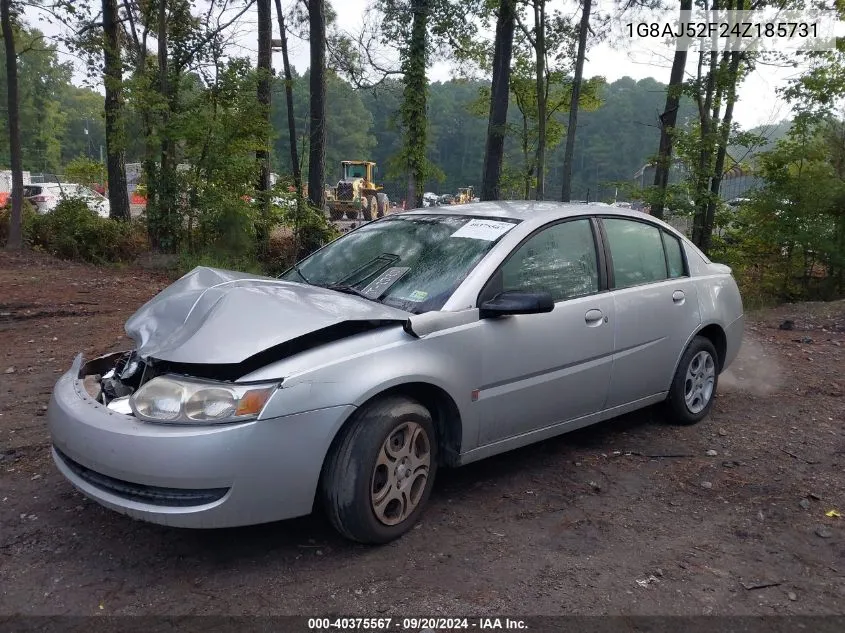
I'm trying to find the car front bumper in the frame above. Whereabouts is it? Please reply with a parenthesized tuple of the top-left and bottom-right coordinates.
(47, 355, 354, 528)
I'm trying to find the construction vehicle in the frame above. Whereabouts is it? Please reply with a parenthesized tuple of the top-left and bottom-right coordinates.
(456, 186, 475, 205)
(326, 161, 389, 221)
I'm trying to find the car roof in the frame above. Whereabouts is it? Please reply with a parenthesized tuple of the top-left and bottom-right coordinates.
(402, 200, 661, 225)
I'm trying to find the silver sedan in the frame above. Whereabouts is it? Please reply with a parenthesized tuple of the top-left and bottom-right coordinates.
(47, 202, 744, 543)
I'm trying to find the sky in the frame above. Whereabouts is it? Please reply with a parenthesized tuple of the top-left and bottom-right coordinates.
(27, 0, 809, 131)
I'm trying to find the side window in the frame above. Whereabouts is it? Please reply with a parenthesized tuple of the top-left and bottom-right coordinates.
(603, 218, 668, 289)
(662, 231, 686, 278)
(499, 219, 599, 302)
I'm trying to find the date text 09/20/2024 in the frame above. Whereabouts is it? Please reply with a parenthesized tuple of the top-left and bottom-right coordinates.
(307, 618, 527, 630)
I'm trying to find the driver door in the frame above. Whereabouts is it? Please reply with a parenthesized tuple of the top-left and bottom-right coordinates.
(475, 218, 615, 445)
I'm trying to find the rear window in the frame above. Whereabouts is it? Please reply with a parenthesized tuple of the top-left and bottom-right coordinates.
(662, 232, 686, 278)
(603, 218, 668, 289)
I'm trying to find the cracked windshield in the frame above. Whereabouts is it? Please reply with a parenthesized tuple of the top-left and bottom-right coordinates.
(280, 215, 519, 313)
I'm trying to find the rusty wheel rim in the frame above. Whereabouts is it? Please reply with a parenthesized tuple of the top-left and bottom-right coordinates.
(370, 421, 431, 526)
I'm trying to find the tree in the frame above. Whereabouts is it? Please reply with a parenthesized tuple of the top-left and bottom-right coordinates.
(307, 0, 326, 208)
(686, 0, 751, 251)
(274, 0, 301, 197)
(724, 121, 845, 301)
(651, 0, 692, 220)
(700, 49, 742, 253)
(400, 0, 430, 208)
(560, 0, 591, 202)
(0, 25, 72, 174)
(64, 156, 104, 186)
(154, 0, 174, 248)
(101, 0, 130, 220)
(1, 0, 23, 250)
(256, 0, 272, 222)
(481, 0, 516, 201)
(513, 0, 573, 199)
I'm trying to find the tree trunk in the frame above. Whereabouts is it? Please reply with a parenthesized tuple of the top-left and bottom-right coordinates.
(274, 0, 301, 195)
(102, 0, 130, 221)
(480, 0, 515, 201)
(402, 0, 429, 209)
(307, 0, 326, 208)
(650, 0, 692, 219)
(691, 46, 719, 247)
(153, 0, 175, 250)
(406, 174, 417, 213)
(560, 0, 592, 202)
(125, 0, 157, 217)
(533, 0, 546, 200)
(1, 0, 23, 249)
(837, 214, 845, 295)
(256, 0, 272, 223)
(1, 0, 23, 250)
(701, 51, 741, 255)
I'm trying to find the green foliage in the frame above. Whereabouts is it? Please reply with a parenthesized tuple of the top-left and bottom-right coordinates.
(176, 250, 265, 277)
(711, 119, 845, 303)
(398, 0, 431, 201)
(64, 157, 105, 186)
(28, 198, 148, 264)
(0, 26, 74, 173)
(0, 200, 38, 246)
(506, 45, 604, 198)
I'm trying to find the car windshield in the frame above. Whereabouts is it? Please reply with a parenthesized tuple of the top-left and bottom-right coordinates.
(280, 214, 520, 313)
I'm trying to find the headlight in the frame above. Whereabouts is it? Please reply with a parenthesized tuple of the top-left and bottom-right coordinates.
(130, 376, 278, 424)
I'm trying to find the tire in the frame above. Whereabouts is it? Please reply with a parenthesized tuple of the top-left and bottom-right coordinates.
(361, 196, 374, 221)
(665, 336, 719, 425)
(376, 192, 388, 218)
(321, 396, 438, 544)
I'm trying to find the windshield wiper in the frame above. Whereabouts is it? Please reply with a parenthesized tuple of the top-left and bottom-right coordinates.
(291, 264, 311, 284)
(336, 253, 400, 286)
(326, 283, 377, 301)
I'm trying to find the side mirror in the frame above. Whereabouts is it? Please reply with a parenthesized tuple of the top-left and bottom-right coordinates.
(479, 290, 554, 318)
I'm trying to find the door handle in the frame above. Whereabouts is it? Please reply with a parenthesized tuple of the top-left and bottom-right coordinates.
(585, 308, 604, 327)
(672, 290, 686, 304)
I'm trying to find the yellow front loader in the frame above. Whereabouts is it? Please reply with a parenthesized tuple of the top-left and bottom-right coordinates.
(326, 161, 389, 221)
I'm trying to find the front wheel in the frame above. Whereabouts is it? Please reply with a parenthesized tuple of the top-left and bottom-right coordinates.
(361, 196, 375, 221)
(665, 336, 719, 425)
(321, 396, 438, 543)
(376, 192, 388, 218)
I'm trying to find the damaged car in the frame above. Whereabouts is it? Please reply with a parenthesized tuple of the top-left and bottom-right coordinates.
(47, 201, 744, 543)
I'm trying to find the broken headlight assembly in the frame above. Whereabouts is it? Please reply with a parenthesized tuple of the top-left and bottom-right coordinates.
(129, 376, 279, 425)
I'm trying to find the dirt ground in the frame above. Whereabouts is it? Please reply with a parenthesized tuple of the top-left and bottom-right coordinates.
(0, 251, 843, 616)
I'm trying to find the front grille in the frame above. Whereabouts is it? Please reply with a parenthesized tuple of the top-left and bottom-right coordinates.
(55, 447, 229, 507)
(337, 182, 354, 201)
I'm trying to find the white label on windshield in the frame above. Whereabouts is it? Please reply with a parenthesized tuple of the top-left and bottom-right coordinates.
(450, 219, 514, 241)
(360, 266, 410, 299)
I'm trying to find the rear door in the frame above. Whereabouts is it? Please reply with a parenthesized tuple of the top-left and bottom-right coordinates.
(601, 218, 701, 408)
(475, 217, 615, 445)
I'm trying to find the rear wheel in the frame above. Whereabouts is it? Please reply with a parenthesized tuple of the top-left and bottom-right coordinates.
(665, 336, 719, 425)
(321, 396, 437, 543)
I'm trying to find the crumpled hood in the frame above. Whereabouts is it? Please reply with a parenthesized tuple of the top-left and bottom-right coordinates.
(125, 266, 410, 364)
